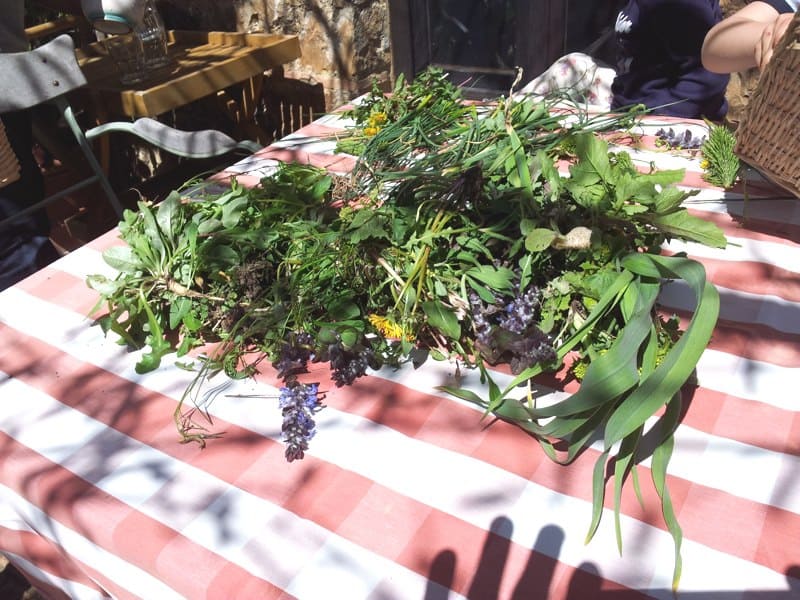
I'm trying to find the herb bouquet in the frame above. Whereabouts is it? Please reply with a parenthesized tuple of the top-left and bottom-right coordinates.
(87, 69, 727, 588)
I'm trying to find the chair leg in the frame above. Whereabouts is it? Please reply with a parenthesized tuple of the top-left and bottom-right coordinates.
(57, 99, 125, 219)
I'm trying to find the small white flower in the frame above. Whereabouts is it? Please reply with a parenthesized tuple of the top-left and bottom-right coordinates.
(616, 12, 633, 34)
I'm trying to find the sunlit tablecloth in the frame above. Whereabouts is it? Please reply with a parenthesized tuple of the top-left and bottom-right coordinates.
(1, 107, 799, 600)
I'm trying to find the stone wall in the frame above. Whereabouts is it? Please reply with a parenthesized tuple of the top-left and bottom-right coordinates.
(156, 0, 762, 124)
(158, 0, 392, 110)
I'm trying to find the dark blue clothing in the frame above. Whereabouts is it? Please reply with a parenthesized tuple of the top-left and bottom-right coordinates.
(760, 0, 796, 13)
(611, 0, 730, 120)
(0, 110, 59, 291)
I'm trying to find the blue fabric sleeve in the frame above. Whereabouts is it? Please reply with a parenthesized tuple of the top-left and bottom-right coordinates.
(755, 0, 795, 13)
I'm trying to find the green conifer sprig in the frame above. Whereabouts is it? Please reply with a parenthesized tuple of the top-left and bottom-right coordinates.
(701, 121, 740, 188)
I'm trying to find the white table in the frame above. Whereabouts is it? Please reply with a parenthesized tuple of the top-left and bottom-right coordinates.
(1, 107, 799, 599)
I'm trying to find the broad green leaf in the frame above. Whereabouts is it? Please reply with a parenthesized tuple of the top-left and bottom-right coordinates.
(328, 300, 361, 320)
(421, 300, 461, 339)
(169, 296, 192, 330)
(653, 186, 692, 213)
(203, 245, 240, 269)
(103, 246, 142, 273)
(465, 265, 515, 292)
(634, 168, 686, 188)
(525, 228, 557, 253)
(139, 201, 165, 255)
(519, 219, 537, 236)
(569, 133, 612, 185)
(135, 290, 171, 373)
(349, 214, 390, 243)
(156, 192, 180, 237)
(651, 211, 727, 249)
(221, 197, 248, 228)
(339, 328, 360, 349)
(86, 274, 119, 297)
(197, 218, 223, 235)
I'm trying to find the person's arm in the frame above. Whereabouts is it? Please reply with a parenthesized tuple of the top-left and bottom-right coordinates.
(701, 2, 793, 72)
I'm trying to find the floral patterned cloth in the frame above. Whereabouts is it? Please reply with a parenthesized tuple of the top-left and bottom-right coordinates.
(518, 52, 616, 109)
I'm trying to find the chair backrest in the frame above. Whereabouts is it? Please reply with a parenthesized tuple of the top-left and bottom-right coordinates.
(0, 34, 87, 114)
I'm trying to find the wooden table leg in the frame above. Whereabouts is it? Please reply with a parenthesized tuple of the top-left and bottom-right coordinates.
(215, 73, 270, 145)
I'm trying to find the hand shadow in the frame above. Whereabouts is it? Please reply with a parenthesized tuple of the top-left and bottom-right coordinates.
(424, 518, 573, 600)
(424, 516, 800, 599)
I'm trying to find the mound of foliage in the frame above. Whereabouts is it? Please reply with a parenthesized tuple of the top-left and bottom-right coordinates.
(88, 69, 727, 588)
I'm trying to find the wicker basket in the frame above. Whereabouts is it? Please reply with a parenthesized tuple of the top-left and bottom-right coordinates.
(735, 10, 800, 198)
(0, 119, 21, 189)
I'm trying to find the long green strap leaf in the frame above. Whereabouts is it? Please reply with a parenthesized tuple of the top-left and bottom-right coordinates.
(613, 427, 643, 554)
(604, 254, 718, 449)
(652, 430, 683, 591)
(585, 449, 610, 544)
(504, 268, 634, 392)
(524, 279, 658, 419)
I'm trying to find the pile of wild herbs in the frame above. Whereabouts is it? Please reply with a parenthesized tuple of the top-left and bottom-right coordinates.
(88, 68, 727, 588)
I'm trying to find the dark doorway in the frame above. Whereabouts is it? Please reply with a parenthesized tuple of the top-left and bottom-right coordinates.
(389, 1, 624, 98)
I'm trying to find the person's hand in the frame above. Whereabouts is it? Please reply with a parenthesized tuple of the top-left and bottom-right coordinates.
(755, 12, 795, 69)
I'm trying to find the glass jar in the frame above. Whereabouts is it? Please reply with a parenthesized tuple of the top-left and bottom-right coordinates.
(136, 0, 170, 71)
(103, 31, 147, 85)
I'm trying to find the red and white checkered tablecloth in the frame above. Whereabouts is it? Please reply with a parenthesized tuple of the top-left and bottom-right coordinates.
(1, 108, 799, 600)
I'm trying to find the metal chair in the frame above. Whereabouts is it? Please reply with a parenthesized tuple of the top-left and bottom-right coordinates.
(0, 33, 263, 230)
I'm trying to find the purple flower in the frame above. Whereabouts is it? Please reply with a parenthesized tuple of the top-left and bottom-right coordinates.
(279, 380, 321, 462)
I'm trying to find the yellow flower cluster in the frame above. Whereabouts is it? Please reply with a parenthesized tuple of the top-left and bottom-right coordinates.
(363, 112, 388, 137)
(699, 159, 710, 170)
(368, 313, 413, 341)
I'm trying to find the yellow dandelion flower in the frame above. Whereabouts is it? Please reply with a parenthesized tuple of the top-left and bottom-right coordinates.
(371, 112, 388, 125)
(368, 314, 413, 341)
(700, 159, 710, 170)
(364, 126, 379, 137)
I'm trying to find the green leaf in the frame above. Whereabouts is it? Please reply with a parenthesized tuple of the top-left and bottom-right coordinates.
(135, 290, 172, 373)
(203, 245, 240, 269)
(139, 201, 165, 255)
(169, 296, 192, 330)
(613, 428, 642, 554)
(653, 185, 692, 213)
(465, 265, 515, 292)
(525, 228, 557, 252)
(604, 254, 719, 449)
(569, 133, 612, 185)
(523, 279, 658, 419)
(86, 274, 120, 297)
(156, 192, 180, 237)
(328, 300, 361, 320)
(197, 218, 223, 235)
(221, 197, 248, 228)
(103, 246, 142, 273)
(421, 300, 461, 339)
(348, 211, 390, 243)
(652, 432, 683, 591)
(585, 450, 610, 544)
(651, 211, 727, 249)
(339, 328, 360, 350)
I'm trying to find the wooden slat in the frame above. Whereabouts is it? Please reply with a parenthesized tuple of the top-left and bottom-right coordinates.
(76, 31, 301, 118)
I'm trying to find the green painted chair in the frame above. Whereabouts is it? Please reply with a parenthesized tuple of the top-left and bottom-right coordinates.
(0, 33, 263, 230)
